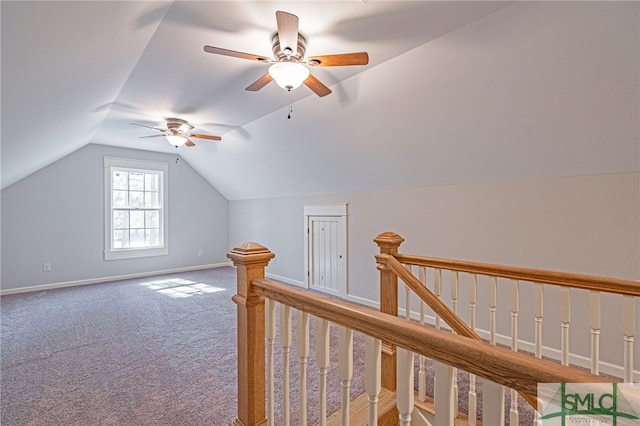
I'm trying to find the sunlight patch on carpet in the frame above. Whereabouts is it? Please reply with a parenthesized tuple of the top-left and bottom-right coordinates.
(139, 278, 225, 298)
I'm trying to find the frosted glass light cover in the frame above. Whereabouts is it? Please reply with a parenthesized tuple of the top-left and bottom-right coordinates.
(268, 62, 310, 90)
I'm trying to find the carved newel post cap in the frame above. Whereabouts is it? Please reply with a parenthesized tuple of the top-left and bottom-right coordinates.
(227, 242, 275, 266)
(373, 232, 405, 248)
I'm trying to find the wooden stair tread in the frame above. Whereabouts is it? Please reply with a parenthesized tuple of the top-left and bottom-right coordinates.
(325, 388, 396, 426)
(413, 390, 482, 426)
(323, 389, 482, 426)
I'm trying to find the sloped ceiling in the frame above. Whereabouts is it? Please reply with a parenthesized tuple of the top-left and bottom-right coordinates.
(2, 1, 638, 199)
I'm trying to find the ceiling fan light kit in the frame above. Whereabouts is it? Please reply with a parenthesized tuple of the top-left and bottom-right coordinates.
(268, 62, 309, 90)
(165, 135, 189, 147)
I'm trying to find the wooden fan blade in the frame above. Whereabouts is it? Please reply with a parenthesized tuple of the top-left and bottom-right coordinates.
(184, 139, 196, 147)
(304, 73, 331, 97)
(203, 45, 271, 63)
(191, 133, 222, 141)
(131, 123, 164, 131)
(307, 52, 369, 67)
(245, 73, 273, 91)
(139, 134, 167, 138)
(276, 11, 299, 56)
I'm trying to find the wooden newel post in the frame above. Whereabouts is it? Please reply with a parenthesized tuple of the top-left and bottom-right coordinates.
(374, 232, 405, 392)
(227, 242, 275, 426)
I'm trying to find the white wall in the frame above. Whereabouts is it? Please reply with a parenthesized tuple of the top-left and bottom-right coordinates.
(1, 144, 230, 292)
(225, 1, 639, 374)
(229, 172, 640, 375)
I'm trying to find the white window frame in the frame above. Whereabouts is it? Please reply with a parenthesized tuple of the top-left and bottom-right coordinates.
(103, 157, 169, 260)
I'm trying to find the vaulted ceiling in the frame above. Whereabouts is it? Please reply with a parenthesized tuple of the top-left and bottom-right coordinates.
(2, 1, 638, 200)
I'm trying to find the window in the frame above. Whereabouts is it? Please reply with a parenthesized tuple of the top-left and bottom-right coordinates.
(104, 157, 168, 260)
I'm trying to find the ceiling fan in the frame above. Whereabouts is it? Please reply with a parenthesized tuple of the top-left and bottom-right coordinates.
(203, 11, 369, 97)
(131, 118, 222, 148)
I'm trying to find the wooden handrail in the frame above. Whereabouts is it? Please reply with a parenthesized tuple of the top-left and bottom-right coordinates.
(395, 253, 640, 296)
(252, 278, 612, 405)
(377, 253, 477, 339)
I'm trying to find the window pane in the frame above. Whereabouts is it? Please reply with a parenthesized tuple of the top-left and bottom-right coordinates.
(113, 230, 129, 248)
(146, 229, 159, 246)
(130, 229, 145, 247)
(113, 171, 128, 190)
(146, 211, 159, 228)
(113, 190, 128, 208)
(129, 191, 144, 208)
(145, 174, 159, 192)
(129, 172, 144, 190)
(130, 211, 145, 229)
(113, 211, 129, 230)
(145, 192, 159, 208)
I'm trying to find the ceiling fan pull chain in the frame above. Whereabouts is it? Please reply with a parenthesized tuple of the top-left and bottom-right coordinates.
(288, 90, 293, 119)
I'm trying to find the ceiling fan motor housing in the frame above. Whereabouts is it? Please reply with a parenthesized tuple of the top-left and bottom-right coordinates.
(166, 118, 194, 133)
(272, 33, 307, 63)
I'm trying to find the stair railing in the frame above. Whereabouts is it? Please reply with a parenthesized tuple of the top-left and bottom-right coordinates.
(226, 240, 631, 426)
(373, 231, 639, 425)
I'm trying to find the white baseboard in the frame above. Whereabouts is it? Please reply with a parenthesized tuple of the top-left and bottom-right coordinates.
(397, 306, 640, 383)
(265, 272, 304, 288)
(0, 262, 232, 296)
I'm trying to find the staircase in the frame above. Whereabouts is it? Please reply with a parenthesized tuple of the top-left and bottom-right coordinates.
(227, 232, 639, 426)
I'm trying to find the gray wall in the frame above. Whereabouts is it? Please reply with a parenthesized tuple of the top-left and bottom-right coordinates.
(1, 144, 229, 291)
(229, 172, 640, 375)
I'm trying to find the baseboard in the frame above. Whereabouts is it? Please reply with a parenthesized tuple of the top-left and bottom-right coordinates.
(0, 262, 232, 296)
(265, 272, 304, 287)
(346, 293, 380, 310)
(397, 306, 640, 383)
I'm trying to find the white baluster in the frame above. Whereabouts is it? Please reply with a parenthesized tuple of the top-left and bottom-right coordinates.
(623, 295, 635, 382)
(296, 311, 310, 426)
(433, 268, 442, 397)
(451, 271, 459, 418)
(534, 284, 544, 359)
(483, 380, 505, 426)
(490, 276, 497, 345)
(510, 279, 519, 426)
(265, 298, 276, 426)
(434, 268, 442, 330)
(316, 317, 330, 425)
(468, 274, 478, 426)
(396, 347, 414, 426)
(561, 287, 570, 366)
(280, 304, 292, 426)
(418, 267, 427, 403)
(339, 326, 353, 425)
(434, 361, 455, 426)
(533, 287, 543, 426)
(405, 264, 412, 320)
(589, 291, 601, 375)
(365, 336, 381, 426)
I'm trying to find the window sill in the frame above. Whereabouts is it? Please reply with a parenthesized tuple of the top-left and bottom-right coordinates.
(104, 246, 169, 261)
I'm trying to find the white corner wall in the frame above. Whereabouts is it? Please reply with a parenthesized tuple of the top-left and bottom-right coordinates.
(1, 144, 230, 292)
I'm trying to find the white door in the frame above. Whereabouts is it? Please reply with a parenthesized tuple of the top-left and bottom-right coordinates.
(304, 204, 347, 297)
(309, 216, 341, 294)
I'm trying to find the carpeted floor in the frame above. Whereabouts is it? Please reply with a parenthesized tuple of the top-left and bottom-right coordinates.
(2, 267, 369, 425)
(1, 267, 535, 425)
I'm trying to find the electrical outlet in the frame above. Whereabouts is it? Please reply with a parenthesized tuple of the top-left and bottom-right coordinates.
(198, 250, 203, 257)
(43, 263, 52, 272)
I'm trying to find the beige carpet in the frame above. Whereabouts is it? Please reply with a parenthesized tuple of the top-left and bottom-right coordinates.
(2, 267, 535, 425)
